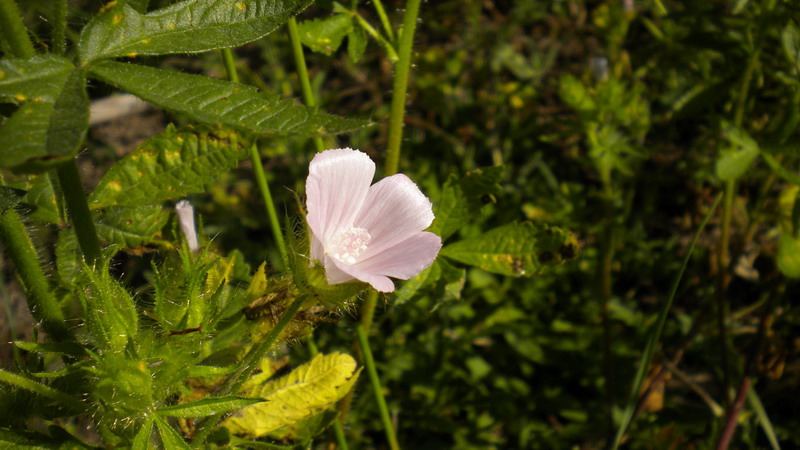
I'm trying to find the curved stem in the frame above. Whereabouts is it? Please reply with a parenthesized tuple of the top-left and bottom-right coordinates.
(356, 323, 400, 450)
(287, 17, 325, 153)
(384, 0, 422, 176)
(0, 210, 71, 341)
(0, 0, 35, 58)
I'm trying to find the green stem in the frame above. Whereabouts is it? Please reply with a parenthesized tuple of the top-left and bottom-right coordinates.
(287, 17, 325, 153)
(356, 323, 400, 450)
(220, 48, 240, 83)
(353, 12, 398, 62)
(370, 0, 396, 44)
(249, 143, 289, 269)
(384, 0, 422, 176)
(0, 210, 71, 341)
(191, 294, 308, 444)
(53, 0, 67, 55)
(56, 160, 102, 265)
(0, 0, 35, 58)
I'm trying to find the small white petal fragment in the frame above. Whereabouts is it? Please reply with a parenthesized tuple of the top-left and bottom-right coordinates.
(175, 199, 199, 253)
(305, 149, 442, 292)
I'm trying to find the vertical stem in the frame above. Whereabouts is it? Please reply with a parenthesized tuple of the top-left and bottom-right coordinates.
(220, 48, 289, 268)
(56, 160, 102, 265)
(384, 0, 423, 176)
(53, 0, 67, 55)
(0, 210, 71, 341)
(356, 323, 401, 450)
(287, 17, 325, 153)
(0, 0, 35, 58)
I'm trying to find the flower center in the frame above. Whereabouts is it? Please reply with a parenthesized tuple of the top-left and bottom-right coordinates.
(329, 227, 371, 265)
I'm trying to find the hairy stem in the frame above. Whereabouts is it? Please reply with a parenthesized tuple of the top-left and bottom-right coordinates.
(384, 0, 422, 176)
(0, 210, 71, 341)
(287, 17, 325, 153)
(356, 323, 400, 450)
(56, 160, 102, 265)
(0, 0, 35, 58)
(53, 0, 67, 55)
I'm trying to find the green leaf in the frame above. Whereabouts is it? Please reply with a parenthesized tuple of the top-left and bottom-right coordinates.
(347, 25, 367, 62)
(131, 417, 155, 450)
(0, 186, 25, 213)
(90, 125, 246, 209)
(778, 232, 800, 278)
(78, 0, 313, 63)
(559, 74, 595, 116)
(154, 415, 190, 449)
(440, 222, 578, 277)
(298, 13, 353, 55)
(19, 174, 61, 223)
(96, 205, 169, 247)
(761, 152, 800, 187)
(716, 122, 759, 181)
(395, 260, 442, 304)
(431, 167, 504, 240)
(782, 21, 800, 72)
(158, 396, 264, 418)
(89, 61, 370, 136)
(0, 58, 89, 172)
(79, 264, 139, 352)
(223, 352, 361, 439)
(13, 341, 87, 357)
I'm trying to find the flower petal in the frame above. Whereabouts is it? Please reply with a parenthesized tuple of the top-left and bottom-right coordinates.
(327, 256, 395, 292)
(306, 148, 375, 246)
(353, 174, 435, 260)
(355, 231, 441, 280)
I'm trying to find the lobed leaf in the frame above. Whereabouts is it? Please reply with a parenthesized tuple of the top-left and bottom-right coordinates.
(223, 352, 360, 439)
(89, 61, 370, 136)
(157, 396, 264, 418)
(440, 222, 578, 277)
(78, 0, 313, 63)
(89, 125, 247, 209)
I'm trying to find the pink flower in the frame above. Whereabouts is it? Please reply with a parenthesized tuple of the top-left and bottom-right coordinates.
(305, 148, 442, 293)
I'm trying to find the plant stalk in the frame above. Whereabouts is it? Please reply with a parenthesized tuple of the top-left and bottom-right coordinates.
(0, 210, 71, 341)
(220, 48, 240, 83)
(0, 0, 35, 58)
(371, 0, 396, 44)
(53, 0, 67, 55)
(287, 17, 325, 153)
(384, 0, 422, 176)
(356, 323, 401, 450)
(56, 160, 102, 265)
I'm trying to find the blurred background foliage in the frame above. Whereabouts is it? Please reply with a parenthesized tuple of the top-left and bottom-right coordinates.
(3, 0, 800, 448)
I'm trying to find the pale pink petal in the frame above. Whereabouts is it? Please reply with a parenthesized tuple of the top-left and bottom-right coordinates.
(306, 149, 375, 245)
(327, 256, 395, 292)
(310, 233, 324, 261)
(353, 174, 435, 260)
(355, 232, 441, 279)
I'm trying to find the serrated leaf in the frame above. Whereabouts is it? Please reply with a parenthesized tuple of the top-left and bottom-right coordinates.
(441, 222, 578, 276)
(131, 417, 155, 450)
(78, 0, 313, 63)
(716, 122, 759, 181)
(158, 396, 264, 418)
(0, 59, 89, 172)
(395, 260, 442, 304)
(431, 167, 504, 240)
(89, 125, 247, 209)
(223, 352, 360, 439)
(89, 61, 370, 136)
(299, 13, 353, 55)
(0, 186, 25, 213)
(96, 205, 169, 247)
(154, 415, 190, 449)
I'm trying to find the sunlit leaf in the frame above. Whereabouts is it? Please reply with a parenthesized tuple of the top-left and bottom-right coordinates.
(158, 396, 264, 418)
(89, 61, 370, 136)
(298, 13, 353, 55)
(440, 222, 578, 276)
(223, 352, 360, 439)
(78, 0, 313, 63)
(89, 125, 246, 209)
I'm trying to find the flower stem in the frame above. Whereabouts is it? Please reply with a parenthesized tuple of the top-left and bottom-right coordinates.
(0, 0, 35, 58)
(0, 210, 71, 341)
(220, 48, 289, 268)
(56, 160, 102, 265)
(356, 323, 400, 450)
(191, 294, 308, 444)
(53, 0, 67, 55)
(287, 17, 325, 153)
(384, 0, 422, 176)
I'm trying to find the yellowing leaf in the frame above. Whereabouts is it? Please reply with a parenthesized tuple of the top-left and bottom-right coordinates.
(223, 352, 360, 438)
